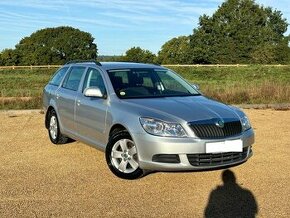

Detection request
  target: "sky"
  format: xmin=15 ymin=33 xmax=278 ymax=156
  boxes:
xmin=0 ymin=0 xmax=289 ymax=55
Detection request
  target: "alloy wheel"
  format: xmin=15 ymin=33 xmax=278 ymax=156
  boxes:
xmin=111 ymin=139 xmax=139 ymax=173
xmin=49 ymin=115 xmax=58 ymax=140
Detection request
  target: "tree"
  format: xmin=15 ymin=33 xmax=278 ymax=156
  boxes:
xmin=189 ymin=0 xmax=290 ymax=64
xmin=157 ymin=36 xmax=191 ymax=64
xmin=0 ymin=49 xmax=20 ymax=66
xmin=97 ymin=55 xmax=123 ymax=62
xmin=12 ymin=26 xmax=97 ymax=65
xmin=272 ymin=36 xmax=290 ymax=64
xmin=122 ymin=47 xmax=156 ymax=63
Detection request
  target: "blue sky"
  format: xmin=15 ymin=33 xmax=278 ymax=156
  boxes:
xmin=0 ymin=0 xmax=289 ymax=55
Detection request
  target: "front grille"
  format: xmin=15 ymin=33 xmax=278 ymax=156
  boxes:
xmin=189 ymin=120 xmax=242 ymax=139
xmin=187 ymin=148 xmax=248 ymax=167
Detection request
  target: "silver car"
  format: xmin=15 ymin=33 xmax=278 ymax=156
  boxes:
xmin=43 ymin=61 xmax=254 ymax=179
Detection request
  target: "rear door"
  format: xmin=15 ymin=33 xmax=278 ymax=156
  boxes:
xmin=43 ymin=67 xmax=69 ymax=110
xmin=75 ymin=67 xmax=108 ymax=146
xmin=56 ymin=66 xmax=87 ymax=133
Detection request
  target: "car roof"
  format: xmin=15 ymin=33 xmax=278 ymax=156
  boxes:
xmin=66 ymin=61 xmax=165 ymax=71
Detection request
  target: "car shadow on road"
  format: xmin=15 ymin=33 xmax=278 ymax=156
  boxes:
xmin=204 ymin=169 xmax=258 ymax=218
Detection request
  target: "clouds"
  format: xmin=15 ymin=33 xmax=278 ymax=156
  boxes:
xmin=0 ymin=0 xmax=219 ymax=26
xmin=0 ymin=0 xmax=289 ymax=55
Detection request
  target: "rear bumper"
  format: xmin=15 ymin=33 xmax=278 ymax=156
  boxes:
xmin=132 ymin=128 xmax=254 ymax=171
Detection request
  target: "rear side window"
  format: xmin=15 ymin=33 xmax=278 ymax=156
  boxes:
xmin=62 ymin=66 xmax=86 ymax=91
xmin=49 ymin=67 xmax=69 ymax=86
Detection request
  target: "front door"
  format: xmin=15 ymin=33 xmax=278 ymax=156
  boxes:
xmin=75 ymin=67 xmax=108 ymax=147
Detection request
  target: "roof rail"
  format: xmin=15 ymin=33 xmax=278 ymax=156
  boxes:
xmin=65 ymin=60 xmax=102 ymax=66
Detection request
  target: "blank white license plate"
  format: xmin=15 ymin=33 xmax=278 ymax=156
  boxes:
xmin=206 ymin=139 xmax=243 ymax=153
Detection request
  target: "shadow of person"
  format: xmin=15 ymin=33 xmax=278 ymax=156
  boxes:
xmin=204 ymin=169 xmax=258 ymax=218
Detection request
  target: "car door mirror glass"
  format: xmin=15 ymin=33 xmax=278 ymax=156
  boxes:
xmin=84 ymin=87 xmax=104 ymax=98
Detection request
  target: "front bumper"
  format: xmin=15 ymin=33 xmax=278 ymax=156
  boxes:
xmin=132 ymin=128 xmax=254 ymax=171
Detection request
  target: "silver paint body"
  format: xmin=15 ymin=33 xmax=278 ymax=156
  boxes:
xmin=43 ymin=62 xmax=254 ymax=171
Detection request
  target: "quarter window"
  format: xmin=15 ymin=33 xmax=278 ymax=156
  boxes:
xmin=62 ymin=66 xmax=86 ymax=91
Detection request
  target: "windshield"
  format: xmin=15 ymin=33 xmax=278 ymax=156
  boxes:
xmin=107 ymin=68 xmax=200 ymax=99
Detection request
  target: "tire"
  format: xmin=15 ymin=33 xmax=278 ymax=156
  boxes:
xmin=47 ymin=109 xmax=69 ymax=144
xmin=106 ymin=131 xmax=143 ymax=180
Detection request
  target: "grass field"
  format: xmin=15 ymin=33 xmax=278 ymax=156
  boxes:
xmin=171 ymin=65 xmax=290 ymax=104
xmin=0 ymin=65 xmax=289 ymax=109
xmin=0 ymin=68 xmax=55 ymax=109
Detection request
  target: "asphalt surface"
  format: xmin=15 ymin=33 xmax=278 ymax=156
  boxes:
xmin=0 ymin=109 xmax=289 ymax=217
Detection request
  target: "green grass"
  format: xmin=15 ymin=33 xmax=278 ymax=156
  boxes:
xmin=0 ymin=68 xmax=55 ymax=97
xmin=169 ymin=65 xmax=290 ymax=86
xmin=0 ymin=68 xmax=55 ymax=109
xmin=169 ymin=65 xmax=290 ymax=104
xmin=0 ymin=65 xmax=289 ymax=109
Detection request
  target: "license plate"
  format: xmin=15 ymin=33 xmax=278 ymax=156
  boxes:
xmin=206 ymin=139 xmax=243 ymax=153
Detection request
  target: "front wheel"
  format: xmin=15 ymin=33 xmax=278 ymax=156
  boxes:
xmin=106 ymin=131 xmax=143 ymax=180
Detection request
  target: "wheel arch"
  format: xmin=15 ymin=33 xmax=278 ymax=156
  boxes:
xmin=107 ymin=123 xmax=140 ymax=156
xmin=109 ymin=123 xmax=129 ymax=140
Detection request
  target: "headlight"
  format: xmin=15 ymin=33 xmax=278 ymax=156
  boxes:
xmin=240 ymin=115 xmax=251 ymax=131
xmin=139 ymin=117 xmax=187 ymax=137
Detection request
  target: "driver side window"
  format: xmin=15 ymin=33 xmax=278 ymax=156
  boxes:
xmin=83 ymin=68 xmax=106 ymax=95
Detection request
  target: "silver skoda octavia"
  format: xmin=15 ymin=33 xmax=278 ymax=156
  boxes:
xmin=43 ymin=61 xmax=254 ymax=179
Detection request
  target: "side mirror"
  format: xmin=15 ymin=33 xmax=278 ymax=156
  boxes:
xmin=84 ymin=87 xmax=104 ymax=98
xmin=192 ymin=83 xmax=200 ymax=90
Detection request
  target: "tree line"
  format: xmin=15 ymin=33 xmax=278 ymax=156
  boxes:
xmin=0 ymin=26 xmax=97 ymax=66
xmin=1 ymin=0 xmax=289 ymax=65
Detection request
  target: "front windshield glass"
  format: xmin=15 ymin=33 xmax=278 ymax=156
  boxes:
xmin=107 ymin=68 xmax=200 ymax=99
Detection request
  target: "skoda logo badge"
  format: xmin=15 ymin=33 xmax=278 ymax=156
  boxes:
xmin=216 ymin=120 xmax=224 ymax=128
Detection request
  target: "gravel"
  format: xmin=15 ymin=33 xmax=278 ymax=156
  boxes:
xmin=0 ymin=109 xmax=289 ymax=217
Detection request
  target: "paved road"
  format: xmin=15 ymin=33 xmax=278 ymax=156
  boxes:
xmin=0 ymin=109 xmax=289 ymax=217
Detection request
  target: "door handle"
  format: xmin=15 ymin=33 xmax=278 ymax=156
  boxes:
xmin=56 ymin=94 xmax=60 ymax=99
xmin=77 ymin=100 xmax=81 ymax=106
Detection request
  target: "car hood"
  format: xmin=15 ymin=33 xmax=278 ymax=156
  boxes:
xmin=123 ymin=96 xmax=240 ymax=122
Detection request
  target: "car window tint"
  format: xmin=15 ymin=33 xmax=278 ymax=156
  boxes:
xmin=62 ymin=66 xmax=86 ymax=91
xmin=114 ymin=71 xmax=129 ymax=84
xmin=108 ymin=70 xmax=130 ymax=92
xmin=131 ymin=71 xmax=154 ymax=88
xmin=83 ymin=68 xmax=106 ymax=94
xmin=49 ymin=67 xmax=69 ymax=86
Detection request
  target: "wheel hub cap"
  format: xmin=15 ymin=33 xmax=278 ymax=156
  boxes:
xmin=121 ymin=151 xmax=131 ymax=161
xmin=111 ymin=139 xmax=139 ymax=173
xmin=49 ymin=116 xmax=58 ymax=140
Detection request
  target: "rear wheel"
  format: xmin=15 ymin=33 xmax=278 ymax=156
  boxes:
xmin=106 ymin=131 xmax=143 ymax=179
xmin=47 ymin=109 xmax=69 ymax=144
